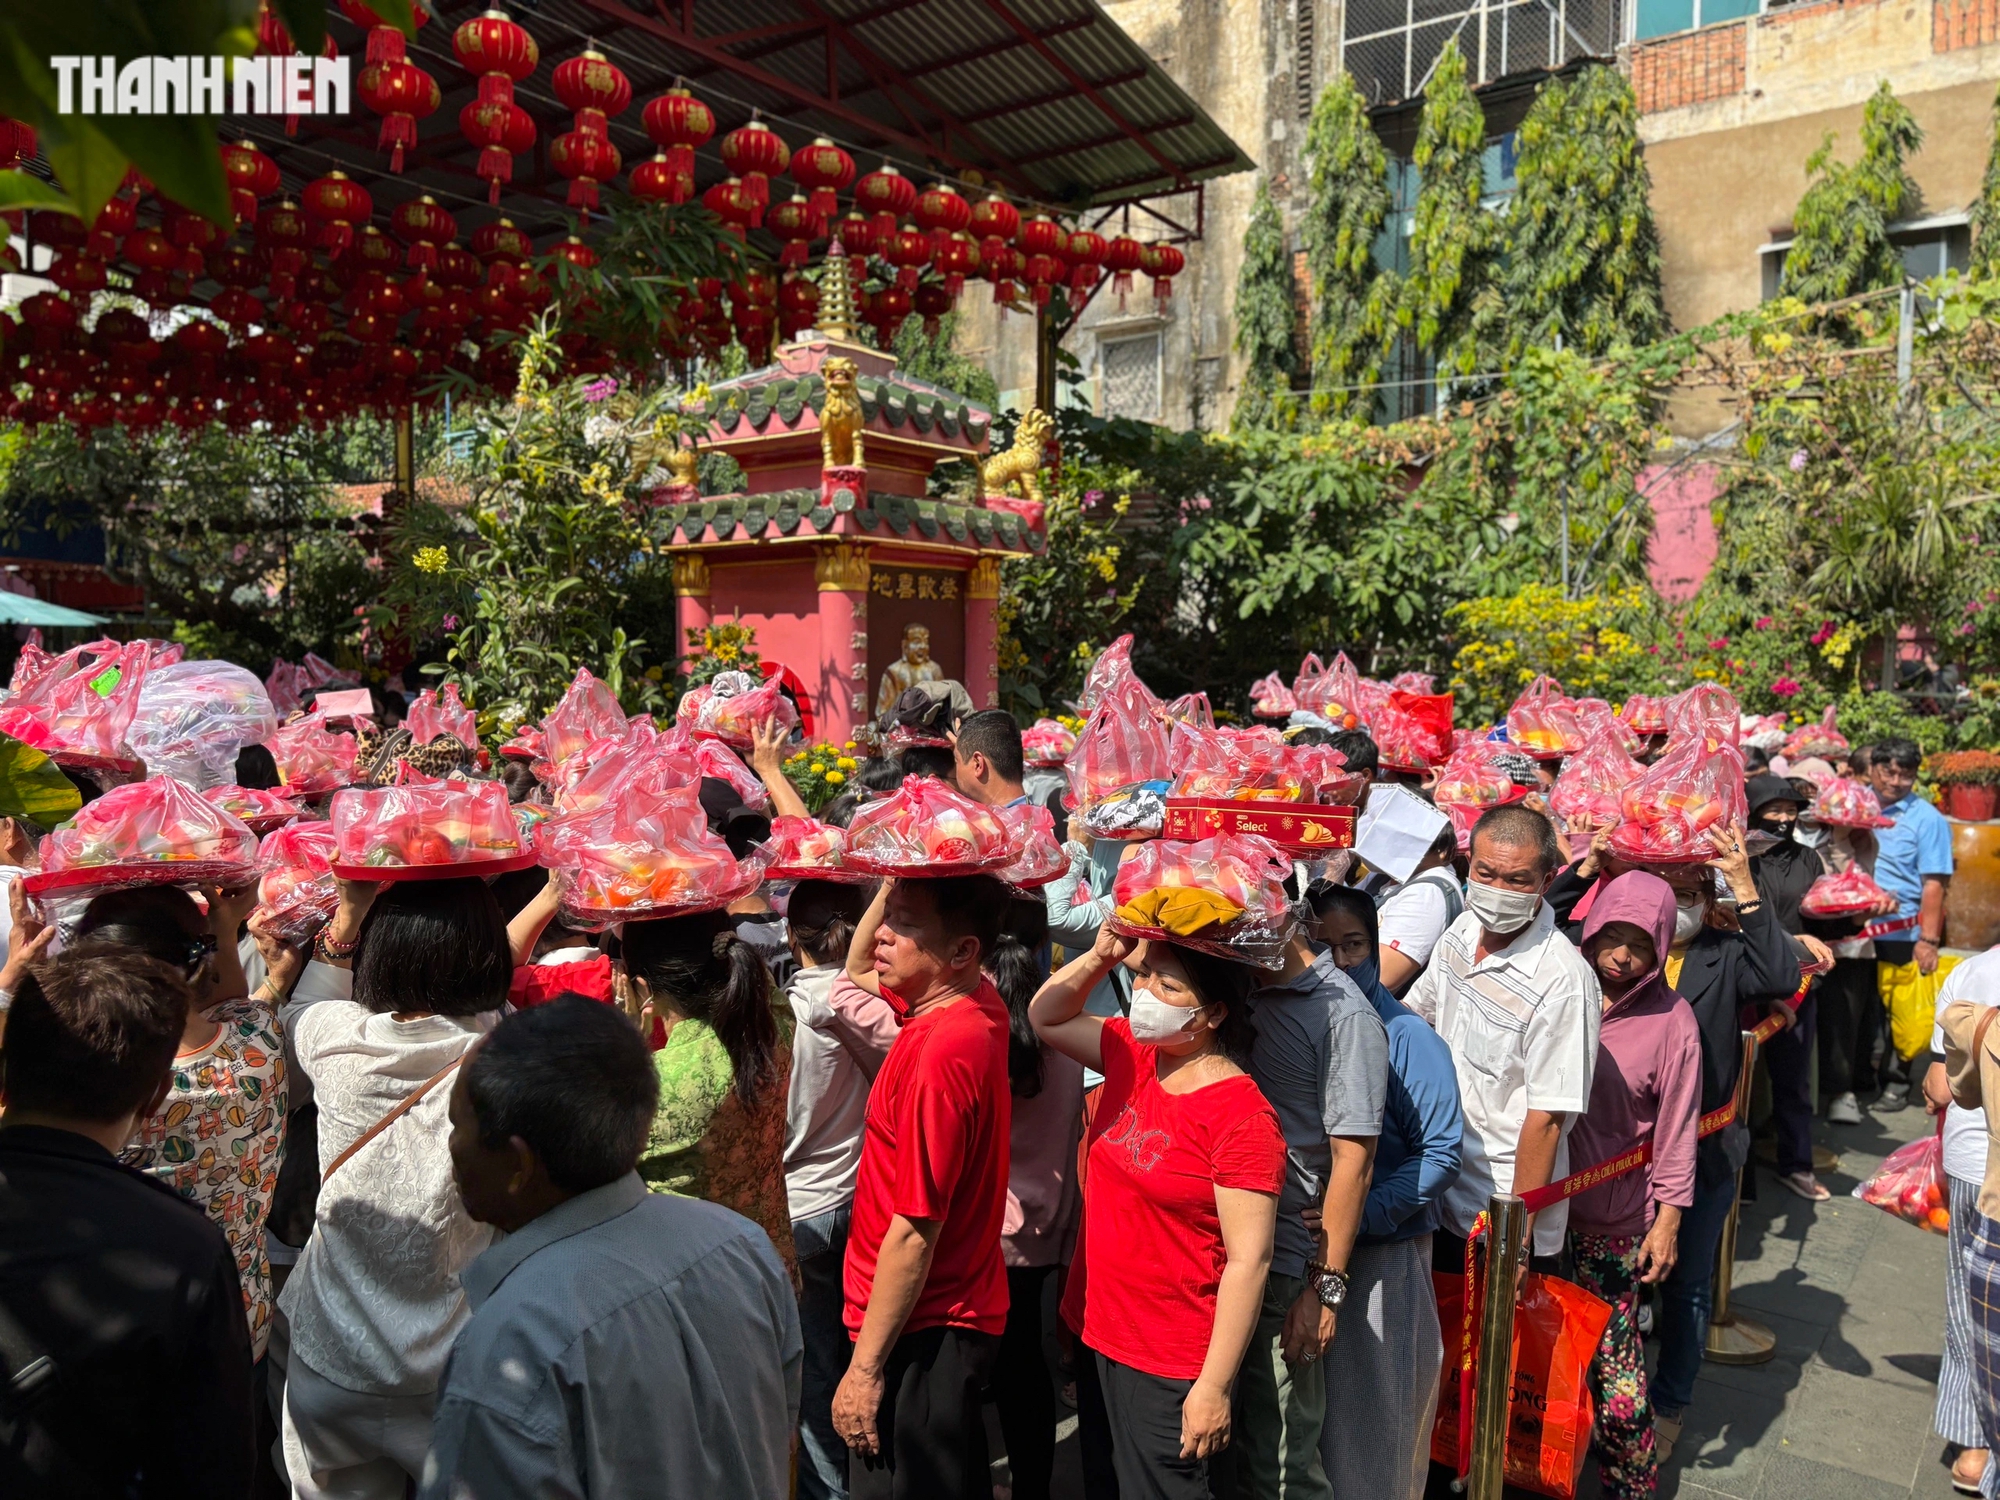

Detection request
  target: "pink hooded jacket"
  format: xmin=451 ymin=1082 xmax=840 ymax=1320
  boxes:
xmin=1566 ymin=871 xmax=1704 ymax=1238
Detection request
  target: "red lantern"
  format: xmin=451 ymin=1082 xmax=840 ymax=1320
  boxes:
xmin=914 ymin=183 xmax=971 ymax=258
xmin=304 ymin=171 xmax=372 ymax=256
xmin=341 ymin=225 xmax=402 ymax=278
xmin=1104 ymin=234 xmax=1145 ymax=308
xmin=767 ymin=195 xmax=819 ymax=271
xmin=702 ymin=177 xmax=756 ymax=237
xmin=549 ymin=128 xmax=622 ymax=219
xmin=222 ymin=139 xmax=280 ymax=226
xmin=718 ymin=121 xmax=788 ymax=228
xmin=642 ymin=88 xmax=714 ymax=181
xmin=122 ymin=227 xmax=179 ymax=274
xmin=1141 ymin=242 xmax=1185 ymax=309
xmin=548 ymin=235 xmax=598 ymax=275
xmin=778 ymin=274 xmax=818 ymax=337
xmin=982 ymin=241 xmax=1023 ymax=309
xmin=0 ymin=117 xmax=35 ymax=170
xmin=460 ymin=98 xmax=535 ymax=205
xmin=552 ymin=48 xmax=629 ymax=136
xmin=471 ymin=219 xmax=531 ymax=264
xmin=934 ymin=233 xmax=980 ymax=305
xmin=453 ymin=10 xmax=539 ymax=106
xmin=855 ymin=165 xmax=915 ymax=245
xmin=1065 ymin=228 xmax=1106 ymax=296
xmin=358 ymin=59 xmax=439 ymax=174
xmin=211 ymin=288 xmax=264 ymax=328
xmin=47 ymin=255 xmax=106 ymax=295
xmin=1024 ymin=252 xmax=1065 ymax=309
xmin=437 ymin=245 xmax=483 ymax=289
xmin=630 ymin=152 xmax=692 ymax=207
xmin=1017 ymin=213 xmax=1062 ymax=259
xmin=25 ymin=210 xmax=84 ymax=251
xmin=392 ymin=196 xmax=456 ymax=271
xmin=914 ymin=282 xmax=953 ymax=339
xmin=735 ymin=302 xmax=776 ymax=365
xmin=280 ymin=300 xmax=334 ymax=338
xmin=790 ymin=138 xmax=854 ymax=226
xmin=133 ymin=269 xmax=185 ymax=312
xmin=970 ymin=194 xmax=1020 ymax=245
xmin=868 ymin=284 xmax=911 ymax=345
xmin=883 ymin=223 xmax=929 ymax=294
xmin=339 ymin=0 xmax=428 ymax=65
xmin=165 ymin=205 xmax=221 ymax=279
xmin=834 ymin=211 xmax=878 ymax=259
xmin=91 ymin=195 xmax=135 ymax=240
xmin=207 ymin=241 xmax=266 ymax=289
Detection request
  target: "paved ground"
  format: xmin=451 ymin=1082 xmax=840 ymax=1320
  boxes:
xmin=995 ymin=1087 xmax=1956 ymax=1500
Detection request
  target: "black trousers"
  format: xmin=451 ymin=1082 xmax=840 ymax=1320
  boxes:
xmin=851 ymin=1326 xmax=1000 ymax=1500
xmin=993 ymin=1266 xmax=1057 ymax=1500
xmin=1095 ymin=1350 xmax=1215 ymax=1500
xmin=1075 ymin=1332 xmax=1121 ymax=1499
xmin=1818 ymin=954 xmax=1890 ymax=1097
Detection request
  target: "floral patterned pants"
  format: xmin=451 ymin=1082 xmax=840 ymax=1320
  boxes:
xmin=1569 ymin=1232 xmax=1659 ymax=1500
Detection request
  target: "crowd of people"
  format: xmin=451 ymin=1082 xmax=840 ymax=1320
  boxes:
xmin=0 ymin=645 xmax=1978 ymax=1500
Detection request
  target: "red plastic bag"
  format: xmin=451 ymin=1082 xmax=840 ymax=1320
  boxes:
xmin=1390 ymin=670 xmax=1436 ymax=695
xmin=1855 ymin=1123 xmax=1949 ymax=1234
xmin=763 ymin=816 xmax=861 ymax=882
xmin=265 ymin=659 xmax=310 ymax=718
xmin=8 ymin=632 xmax=53 ymax=695
xmin=844 ymin=778 xmax=1014 ymax=876
xmin=1298 ymin=651 xmax=1365 ymax=725
xmin=1802 ymin=865 xmax=1894 ymax=918
xmin=1107 ymin=832 xmax=1296 ymax=968
xmin=1169 ymin=723 xmax=1358 ymax=804
xmin=1506 ymin=676 xmax=1583 ymax=759
xmin=1813 ymin=776 xmax=1893 ymax=829
xmin=1249 ymin=673 xmax=1297 ymax=718
xmin=1163 ymin=691 xmax=1214 ymax=729
xmin=693 ymin=736 xmax=771 ymax=812
xmin=1572 ymin=697 xmax=1642 ymax=756
xmin=0 ymin=637 xmax=153 ymax=772
xmin=1434 ymin=740 xmax=1531 ymax=846
xmin=127 ymin=660 xmax=279 ymax=787
xmin=1548 ymin=734 xmax=1644 ymax=832
xmin=541 ymin=668 xmax=627 ymax=767
xmin=997 ymin=802 xmax=1067 ymax=889
xmin=1375 ymin=691 xmax=1455 ymax=772
xmin=498 ymin=725 xmax=543 ymax=762
xmin=1783 ymin=704 xmax=1848 ymax=761
xmin=1291 ymin=653 xmax=1327 ymax=710
xmin=329 ymin=778 xmax=530 ymax=879
xmin=689 ymin=669 xmax=797 ymax=748
xmin=405 ymin=684 xmax=478 ymax=749
xmin=202 ymin=784 xmax=303 ymax=834
xmin=1431 ymin=1269 xmax=1614 ymax=1500
xmin=26 ymin=775 xmax=260 ymax=900
xmin=1021 ymin=718 xmax=1077 ymax=766
xmin=1609 ymin=728 xmax=1746 ymax=864
xmin=253 ymin=821 xmax=339 ymax=944
xmin=1069 ymin=680 xmax=1173 ymax=839
xmin=542 ymin=782 xmax=760 ymax=928
xmin=1616 ymin=694 xmax=1668 ymax=736
xmin=268 ymin=712 xmax=359 ymax=796
xmin=1665 ymin=683 xmax=1742 ymax=746
xmin=1081 ymin=635 xmax=1159 ymax=716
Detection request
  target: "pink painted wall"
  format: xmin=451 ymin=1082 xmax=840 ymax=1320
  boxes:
xmin=1641 ymin=462 xmax=1722 ymax=602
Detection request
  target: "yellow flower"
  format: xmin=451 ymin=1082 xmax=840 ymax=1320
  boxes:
xmin=412 ymin=545 xmax=450 ymax=575
xmin=644 ymin=665 xmax=663 ymax=682
xmin=837 ymin=756 xmax=856 ymax=770
xmin=844 ymin=741 xmax=857 ymax=750
xmin=810 ymin=763 xmax=826 ymax=775
xmin=825 ymin=770 xmax=845 ymax=785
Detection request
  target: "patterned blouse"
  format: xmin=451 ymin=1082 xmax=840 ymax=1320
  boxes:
xmin=638 ymin=999 xmax=797 ymax=1282
xmin=123 ymin=998 xmax=288 ymax=1360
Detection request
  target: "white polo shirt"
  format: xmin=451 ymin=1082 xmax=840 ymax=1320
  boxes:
xmin=1406 ymin=899 xmax=1601 ymax=1255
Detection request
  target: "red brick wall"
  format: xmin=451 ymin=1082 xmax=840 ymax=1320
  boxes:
xmin=1629 ymin=23 xmax=1748 ymax=113
xmin=1935 ymin=0 xmax=2000 ymax=50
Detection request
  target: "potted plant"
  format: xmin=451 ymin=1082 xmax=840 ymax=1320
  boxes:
xmin=1928 ymin=750 xmax=2000 ymax=821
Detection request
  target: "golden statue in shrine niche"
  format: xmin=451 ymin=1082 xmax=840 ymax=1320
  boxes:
xmin=875 ymin=622 xmax=943 ymax=719
xmin=820 ymin=357 xmax=866 ymax=470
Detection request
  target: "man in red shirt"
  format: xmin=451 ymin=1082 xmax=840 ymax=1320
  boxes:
xmin=833 ymin=874 xmax=1013 ymax=1500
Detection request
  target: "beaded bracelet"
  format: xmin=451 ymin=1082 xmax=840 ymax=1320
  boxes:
xmin=314 ymin=930 xmax=359 ymax=963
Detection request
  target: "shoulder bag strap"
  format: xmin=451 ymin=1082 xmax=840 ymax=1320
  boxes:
xmin=1974 ymin=1007 xmax=2000 ymax=1107
xmin=321 ymin=1055 xmax=464 ymax=1185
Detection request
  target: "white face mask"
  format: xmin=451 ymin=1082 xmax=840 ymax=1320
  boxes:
xmin=1128 ymin=988 xmax=1206 ymax=1044
xmin=1465 ymin=878 xmax=1541 ymax=936
xmin=1673 ymin=899 xmax=1706 ymax=944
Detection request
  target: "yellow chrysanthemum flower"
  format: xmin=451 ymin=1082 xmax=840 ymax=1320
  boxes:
xmin=837 ymin=756 xmax=856 ymax=770
xmin=412 ymin=545 xmax=450 ymax=575
xmin=825 ymin=771 xmax=845 ymax=785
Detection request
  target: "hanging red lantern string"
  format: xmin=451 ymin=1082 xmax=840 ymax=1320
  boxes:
xmin=630 ymin=151 xmax=692 ymax=207
xmin=766 ymin=195 xmax=819 ymax=271
xmin=460 ymin=98 xmax=534 ymax=204
xmin=789 ymin=138 xmax=854 ymax=229
xmin=339 ymin=0 xmax=427 ymax=65
xmin=970 ymin=193 xmax=1020 ymax=245
xmin=702 ymin=176 xmax=756 ymax=239
xmin=883 ymin=222 xmax=930 ymax=294
xmin=553 ymin=47 xmax=630 ymax=138
xmin=222 ymin=139 xmax=280 ymax=227
xmin=391 ymin=196 xmax=455 ymax=272
xmin=255 ymin=199 xmax=311 ymax=299
xmin=983 ymin=241 xmax=1025 ymax=315
xmin=833 ymin=210 xmax=879 ymax=261
xmin=1 ymin=118 xmax=36 ymax=170
xmin=453 ymin=9 xmax=539 ymax=106
xmin=1064 ymin=227 xmax=1106 ymax=298
xmin=855 ymin=164 xmax=915 ymax=247
xmin=914 ymin=183 xmax=970 ymax=259
xmin=914 ymin=282 xmax=953 ymax=340
xmin=935 ymin=232 xmax=979 ymax=306
xmin=719 ymin=120 xmax=787 ymax=228
xmin=1024 ymin=251 xmax=1064 ymax=309
xmin=304 ymin=170 xmax=372 ymax=256
xmin=778 ymin=274 xmax=818 ymax=338
xmin=165 ymin=204 xmax=221 ymax=280
xmin=1141 ymin=242 xmax=1185 ymax=311
xmin=359 ymin=57 xmax=439 ymax=173
xmin=1104 ymin=233 xmax=1144 ymax=310
xmin=642 ymin=86 xmax=714 ymax=183
xmin=550 ymin=128 xmax=621 ymax=220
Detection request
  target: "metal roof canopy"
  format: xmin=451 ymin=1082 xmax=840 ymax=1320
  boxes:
xmin=240 ymin=0 xmax=1253 ymax=252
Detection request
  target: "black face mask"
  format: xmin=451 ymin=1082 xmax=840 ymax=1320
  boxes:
xmin=1751 ymin=815 xmax=1796 ymax=842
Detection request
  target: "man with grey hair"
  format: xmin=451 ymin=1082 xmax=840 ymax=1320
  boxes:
xmin=1406 ymin=804 xmax=1600 ymax=1272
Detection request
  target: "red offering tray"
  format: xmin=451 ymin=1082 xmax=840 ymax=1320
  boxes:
xmin=1162 ymin=797 xmax=1356 ymax=854
xmin=997 ymin=803 xmax=1068 ymax=889
xmin=203 ymin=784 xmax=304 ymax=835
xmin=763 ymin=816 xmax=870 ymax=883
xmin=330 ymin=780 xmax=530 ymax=882
xmin=26 ymin=775 xmax=259 ymax=900
xmin=843 ymin=779 xmax=1014 ymax=876
xmin=331 ymin=850 xmax=540 ymax=882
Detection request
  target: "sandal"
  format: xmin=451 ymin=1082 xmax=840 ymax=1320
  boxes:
xmin=1953 ymin=1446 xmax=1988 ymax=1495
xmin=1782 ymin=1170 xmax=1832 ymax=1202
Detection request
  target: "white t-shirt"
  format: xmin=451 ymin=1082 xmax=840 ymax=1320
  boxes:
xmin=278 ymin=961 xmax=498 ymax=1396
xmin=1377 ymin=870 xmax=1460 ymax=969
xmin=1406 ymin=899 xmax=1602 ymax=1255
xmin=783 ymin=965 xmax=898 ymax=1223
xmin=1934 ymin=948 xmax=2000 ymax=1185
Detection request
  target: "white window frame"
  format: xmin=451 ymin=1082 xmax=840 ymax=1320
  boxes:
xmin=1759 ymin=211 xmax=1972 ymax=301
xmin=1097 ymin=328 xmax=1166 ymax=423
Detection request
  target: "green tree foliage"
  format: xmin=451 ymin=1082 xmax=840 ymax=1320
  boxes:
xmin=1782 ymin=80 xmax=1923 ymax=304
xmin=1232 ymin=184 xmax=1299 ymax=431
xmin=1301 ymin=71 xmax=1396 ymax=418
xmin=1970 ymin=83 xmax=2000 ymax=280
xmin=1401 ymin=41 xmax=1504 ymax=381
xmin=1502 ymin=66 xmax=1666 ymax=358
xmin=891 ymin=311 xmax=1001 ymax=407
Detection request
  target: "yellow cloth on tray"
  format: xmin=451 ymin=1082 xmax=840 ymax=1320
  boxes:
xmin=1116 ymin=886 xmax=1245 ymax=936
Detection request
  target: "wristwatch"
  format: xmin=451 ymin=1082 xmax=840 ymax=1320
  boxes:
xmin=1306 ymin=1261 xmax=1349 ymax=1310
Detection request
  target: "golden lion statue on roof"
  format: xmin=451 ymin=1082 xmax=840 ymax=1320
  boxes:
xmin=820 ymin=357 xmax=865 ymax=470
xmin=981 ymin=406 xmax=1051 ymax=507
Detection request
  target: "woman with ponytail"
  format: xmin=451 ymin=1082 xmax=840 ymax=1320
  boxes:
xmin=621 ymin=908 xmax=797 ymax=1277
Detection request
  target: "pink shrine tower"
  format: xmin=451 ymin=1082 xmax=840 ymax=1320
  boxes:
xmin=655 ymin=249 xmax=1047 ymax=745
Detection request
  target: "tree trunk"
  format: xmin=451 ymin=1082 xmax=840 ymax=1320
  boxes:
xmin=1881 ymin=617 xmax=1897 ymax=694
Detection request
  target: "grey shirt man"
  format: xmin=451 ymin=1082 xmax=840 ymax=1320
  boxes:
xmin=1247 ymin=948 xmax=1392 ymax=1279
xmin=418 ymin=1173 xmax=802 ymax=1500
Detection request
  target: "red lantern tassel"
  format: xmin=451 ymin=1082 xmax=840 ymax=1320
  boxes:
xmin=379 ymin=116 xmax=416 ymax=173
xmin=870 ymin=211 xmax=896 ymax=245
xmin=575 ymin=109 xmax=609 ymax=139
xmin=809 ymin=187 xmax=837 ymax=222
xmin=366 ymin=26 xmax=404 ymax=65
xmin=271 ymin=270 xmax=296 ymax=300
xmin=320 ymin=223 xmax=353 ymax=255
xmin=781 ymin=242 xmax=808 ymax=270
xmin=567 ymin=179 xmax=601 ymax=216
xmin=406 ymin=243 xmax=437 ymax=270
xmin=477 ymin=75 xmax=513 ymax=107
xmin=479 ymin=148 xmax=512 ymax=204
xmin=1113 ymin=270 xmax=1133 ymax=311
xmin=668 ymin=175 xmax=693 ymax=206
xmin=230 ymin=188 xmax=256 ymax=226
xmin=1154 ymin=278 xmax=1172 ymax=309
xmin=944 ymin=274 xmax=963 ymax=303
xmin=897 ymin=266 xmax=919 ymax=293
xmin=1032 ymin=282 xmax=1053 ymax=308
xmin=665 ymin=145 xmax=693 ymax=178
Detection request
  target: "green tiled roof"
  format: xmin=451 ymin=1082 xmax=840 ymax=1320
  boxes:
xmin=659 ymin=489 xmax=1042 ymax=553
xmin=705 ymin=372 xmax=992 ymax=448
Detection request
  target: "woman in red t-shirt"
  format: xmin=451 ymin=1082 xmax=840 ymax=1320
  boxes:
xmin=1030 ymin=924 xmax=1285 ymax=1500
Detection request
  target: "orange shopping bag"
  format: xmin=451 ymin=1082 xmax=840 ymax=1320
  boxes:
xmin=1431 ymin=1268 xmax=1614 ymax=1500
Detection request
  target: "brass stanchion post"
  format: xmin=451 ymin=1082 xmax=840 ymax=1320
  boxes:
xmin=1468 ymin=1193 xmax=1527 ymax=1500
xmin=1706 ymin=1028 xmax=1777 ymax=1364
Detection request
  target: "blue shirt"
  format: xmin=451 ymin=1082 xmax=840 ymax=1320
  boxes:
xmin=1874 ymin=793 xmax=1954 ymax=924
xmin=1357 ymin=981 xmax=1465 ymax=1244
